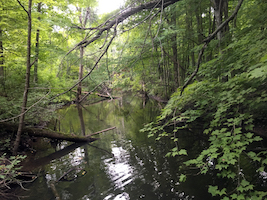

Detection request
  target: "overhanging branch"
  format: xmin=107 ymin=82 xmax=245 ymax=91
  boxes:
xmin=180 ymin=0 xmax=244 ymax=95
xmin=51 ymin=25 xmax=118 ymax=101
xmin=54 ymin=0 xmax=182 ymax=101
xmin=67 ymin=0 xmax=181 ymax=55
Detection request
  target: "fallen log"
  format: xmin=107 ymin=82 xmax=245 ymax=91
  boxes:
xmin=22 ymin=142 xmax=87 ymax=171
xmin=0 ymin=122 xmax=116 ymax=143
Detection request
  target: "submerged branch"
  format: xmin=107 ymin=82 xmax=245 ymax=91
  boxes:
xmin=87 ymin=126 xmax=116 ymax=137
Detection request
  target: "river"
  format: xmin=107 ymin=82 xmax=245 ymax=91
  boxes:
xmin=18 ymin=95 xmax=221 ymax=200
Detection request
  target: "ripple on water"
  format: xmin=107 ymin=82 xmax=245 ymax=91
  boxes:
xmin=104 ymin=146 xmax=136 ymax=190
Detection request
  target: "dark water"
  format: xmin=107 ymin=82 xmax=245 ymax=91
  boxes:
xmin=19 ymin=96 xmax=219 ymax=200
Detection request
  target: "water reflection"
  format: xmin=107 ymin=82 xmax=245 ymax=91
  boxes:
xmin=19 ymin=96 xmax=220 ymax=200
xmin=105 ymin=145 xmax=134 ymax=190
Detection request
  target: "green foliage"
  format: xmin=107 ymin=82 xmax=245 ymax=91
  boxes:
xmin=0 ymin=154 xmax=26 ymax=189
xmin=0 ymin=0 xmax=266 ymax=197
xmin=0 ymin=0 xmax=101 ymax=124
xmin=141 ymin=0 xmax=267 ymax=199
xmin=179 ymin=174 xmax=186 ymax=182
xmin=0 ymin=138 xmax=11 ymax=152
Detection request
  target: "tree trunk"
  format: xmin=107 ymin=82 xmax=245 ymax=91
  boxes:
xmin=34 ymin=2 xmax=41 ymax=83
xmin=212 ymin=0 xmax=229 ymax=49
xmin=171 ymin=13 xmax=180 ymax=89
xmin=0 ymin=26 xmax=5 ymax=94
xmin=76 ymin=6 xmax=90 ymax=101
xmin=77 ymin=104 xmax=86 ymax=135
xmin=213 ymin=0 xmax=222 ymax=41
xmin=77 ymin=46 xmax=84 ymax=100
xmin=13 ymin=0 xmax=32 ymax=155
xmin=195 ymin=1 xmax=204 ymax=44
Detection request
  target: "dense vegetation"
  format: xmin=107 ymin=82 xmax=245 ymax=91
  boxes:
xmin=0 ymin=0 xmax=266 ymax=199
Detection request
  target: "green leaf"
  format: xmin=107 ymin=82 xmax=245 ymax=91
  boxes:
xmin=248 ymin=65 xmax=267 ymax=79
xmin=165 ymin=152 xmax=172 ymax=157
xmin=245 ymin=132 xmax=253 ymax=138
xmin=231 ymin=193 xmax=238 ymax=199
xmin=254 ymin=136 xmax=263 ymax=141
xmin=234 ymin=128 xmax=242 ymax=134
xmin=208 ymin=185 xmax=218 ymax=196
xmin=237 ymin=194 xmax=245 ymax=200
xmin=172 ymin=151 xmax=179 ymax=157
xmin=218 ymin=188 xmax=227 ymax=196
xmin=179 ymin=174 xmax=187 ymax=182
xmin=247 ymin=151 xmax=261 ymax=162
xmin=172 ymin=147 xmax=178 ymax=152
xmin=260 ymin=54 xmax=267 ymax=62
xmin=233 ymin=134 xmax=241 ymax=141
xmin=240 ymin=179 xmax=249 ymax=187
xmin=178 ymin=149 xmax=188 ymax=155
xmin=0 ymin=174 xmax=5 ymax=179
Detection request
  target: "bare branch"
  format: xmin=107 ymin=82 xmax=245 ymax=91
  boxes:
xmin=70 ymin=25 xmax=98 ymax=30
xmin=99 ymin=30 xmax=110 ymax=49
xmin=67 ymin=0 xmax=181 ymax=55
xmin=180 ymin=43 xmax=207 ymax=95
xmin=16 ymin=0 xmax=29 ymax=17
xmin=55 ymin=0 xmax=181 ymax=101
xmin=203 ymin=0 xmax=244 ymax=43
xmin=78 ymin=82 xmax=103 ymax=103
xmin=87 ymin=126 xmax=116 ymax=137
xmin=51 ymin=25 xmax=118 ymax=101
xmin=180 ymin=0 xmax=244 ymax=95
xmin=30 ymin=57 xmax=38 ymax=68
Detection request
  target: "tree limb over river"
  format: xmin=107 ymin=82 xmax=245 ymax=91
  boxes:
xmin=57 ymin=0 xmax=244 ymax=101
xmin=53 ymin=0 xmax=182 ymax=100
xmin=0 ymin=122 xmax=116 ymax=143
xmin=69 ymin=0 xmax=182 ymax=52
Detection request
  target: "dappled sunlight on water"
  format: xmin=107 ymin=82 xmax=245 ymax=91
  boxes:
xmin=18 ymin=97 xmax=226 ymax=200
xmin=105 ymin=146 xmax=134 ymax=190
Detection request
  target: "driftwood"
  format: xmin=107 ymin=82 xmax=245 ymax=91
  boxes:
xmin=0 ymin=122 xmax=116 ymax=143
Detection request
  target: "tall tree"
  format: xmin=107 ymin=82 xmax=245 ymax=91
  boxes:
xmin=13 ymin=0 xmax=32 ymax=155
xmin=0 ymin=26 xmax=4 ymax=91
xmin=0 ymin=1 xmax=5 ymax=95
xmin=170 ymin=11 xmax=180 ymax=88
xmin=76 ymin=7 xmax=92 ymax=101
xmin=212 ymin=0 xmax=229 ymax=49
xmin=33 ymin=2 xmax=42 ymax=83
